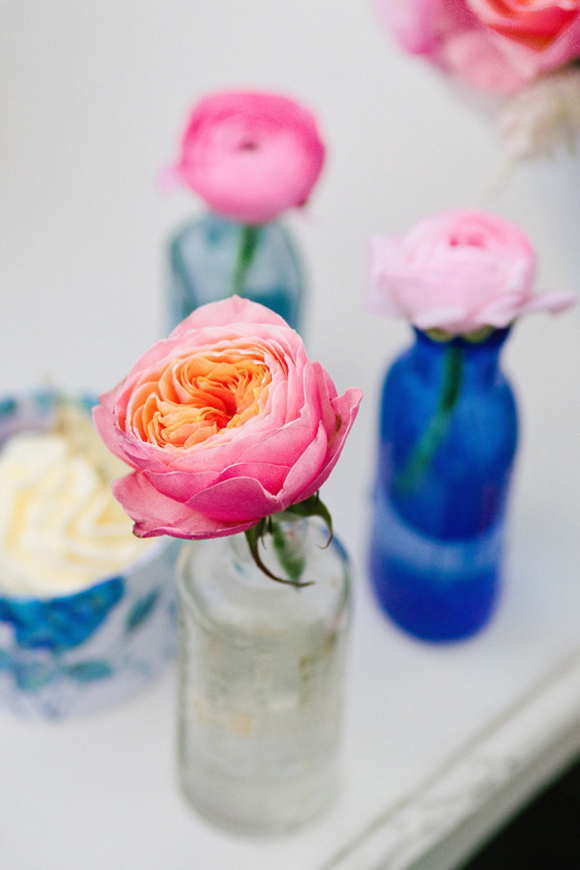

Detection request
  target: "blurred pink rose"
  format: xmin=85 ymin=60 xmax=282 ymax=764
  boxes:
xmin=369 ymin=209 xmax=576 ymax=334
xmin=94 ymin=297 xmax=361 ymax=540
xmin=374 ymin=0 xmax=580 ymax=93
xmin=161 ymin=91 xmax=325 ymax=224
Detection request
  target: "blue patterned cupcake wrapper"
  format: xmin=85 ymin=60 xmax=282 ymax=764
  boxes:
xmin=0 ymin=392 xmax=178 ymax=718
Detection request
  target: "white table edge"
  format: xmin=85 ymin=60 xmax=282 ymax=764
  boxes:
xmin=317 ymin=640 xmax=580 ymax=870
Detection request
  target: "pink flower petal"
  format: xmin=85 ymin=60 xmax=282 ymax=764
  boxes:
xmin=277 ymin=422 xmax=329 ymax=501
xmin=216 ymin=461 xmax=289 ymax=494
xmin=292 ymin=387 xmax=363 ymax=502
xmin=229 ymin=418 xmax=318 ymax=468
xmin=113 ymin=473 xmax=252 ymax=539
xmin=521 ymin=289 xmax=578 ymax=314
xmin=186 ymin=477 xmax=281 ymax=523
xmin=170 ymin=295 xmax=291 ymax=339
xmin=141 ymin=467 xmax=222 ymax=502
xmin=92 ymin=396 xmax=134 ymax=467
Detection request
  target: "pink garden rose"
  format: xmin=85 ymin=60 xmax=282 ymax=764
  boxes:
xmin=161 ymin=91 xmax=325 ymax=224
xmin=375 ymin=0 xmax=580 ymax=93
xmin=94 ymin=297 xmax=361 ymax=540
xmin=369 ymin=209 xmax=576 ymax=334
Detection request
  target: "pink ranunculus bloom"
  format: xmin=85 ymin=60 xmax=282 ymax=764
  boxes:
xmin=161 ymin=91 xmax=325 ymax=225
xmin=94 ymin=297 xmax=362 ymax=540
xmin=374 ymin=0 xmax=580 ymax=94
xmin=368 ymin=209 xmax=576 ymax=335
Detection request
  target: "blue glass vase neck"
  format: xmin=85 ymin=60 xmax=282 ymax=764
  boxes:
xmin=205 ymin=211 xmax=267 ymax=229
xmin=167 ymin=211 xmax=304 ymax=331
xmin=410 ymin=327 xmax=510 ymax=389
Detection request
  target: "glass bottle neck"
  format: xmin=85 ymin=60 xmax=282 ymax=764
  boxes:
xmin=205 ymin=210 xmax=273 ymax=230
xmin=410 ymin=327 xmax=510 ymax=388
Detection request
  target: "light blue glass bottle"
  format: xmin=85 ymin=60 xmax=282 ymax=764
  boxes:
xmin=167 ymin=213 xmax=304 ymax=332
xmin=369 ymin=328 xmax=518 ymax=643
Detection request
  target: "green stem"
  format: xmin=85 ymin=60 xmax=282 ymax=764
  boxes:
xmin=271 ymin=519 xmax=306 ymax=584
xmin=232 ymin=224 xmax=261 ymax=296
xmin=393 ymin=343 xmax=464 ymax=493
xmin=244 ymin=495 xmax=332 ymax=586
xmin=244 ymin=517 xmax=312 ymax=587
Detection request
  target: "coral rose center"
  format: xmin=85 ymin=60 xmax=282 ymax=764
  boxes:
xmin=129 ymin=350 xmax=272 ymax=450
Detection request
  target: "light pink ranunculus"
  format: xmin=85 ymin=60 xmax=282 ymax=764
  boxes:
xmin=374 ymin=0 xmax=580 ymax=94
xmin=368 ymin=209 xmax=576 ymax=335
xmin=161 ymin=91 xmax=325 ymax=224
xmin=94 ymin=297 xmax=362 ymax=540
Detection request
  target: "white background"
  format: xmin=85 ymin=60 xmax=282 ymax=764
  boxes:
xmin=1 ymin=3 xmax=580 ymax=869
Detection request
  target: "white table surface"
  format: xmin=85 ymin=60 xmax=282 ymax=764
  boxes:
xmin=2 ymin=2 xmax=580 ymax=868
xmin=1 ymin=310 xmax=579 ymax=870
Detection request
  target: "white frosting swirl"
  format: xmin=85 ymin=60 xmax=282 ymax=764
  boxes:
xmin=0 ymin=410 xmax=154 ymax=597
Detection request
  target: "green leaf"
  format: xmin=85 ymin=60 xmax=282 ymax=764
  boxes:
xmin=244 ymin=516 xmax=313 ymax=587
xmin=243 ymin=494 xmax=334 ymax=586
xmin=283 ymin=493 xmax=333 ymax=546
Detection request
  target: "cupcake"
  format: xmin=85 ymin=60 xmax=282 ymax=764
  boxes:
xmin=0 ymin=393 xmax=177 ymax=718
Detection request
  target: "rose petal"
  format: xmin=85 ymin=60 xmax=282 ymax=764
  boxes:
xmin=141 ymin=467 xmax=222 ymax=503
xmin=375 ymin=0 xmax=580 ymax=93
xmin=186 ymin=477 xmax=281 ymax=523
xmin=276 ymin=422 xmax=329 ymax=502
xmin=292 ymin=387 xmax=363 ymax=502
xmin=113 ymin=473 xmax=252 ymax=539
xmin=92 ymin=396 xmax=134 ymax=467
xmin=216 ymin=460 xmax=289 ymax=494
xmin=170 ymin=295 xmax=292 ymax=339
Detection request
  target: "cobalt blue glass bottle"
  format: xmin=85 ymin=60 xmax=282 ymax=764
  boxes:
xmin=167 ymin=213 xmax=304 ymax=332
xmin=368 ymin=327 xmax=518 ymax=643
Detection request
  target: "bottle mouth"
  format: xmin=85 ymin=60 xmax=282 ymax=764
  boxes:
xmin=417 ymin=325 xmax=511 ymax=349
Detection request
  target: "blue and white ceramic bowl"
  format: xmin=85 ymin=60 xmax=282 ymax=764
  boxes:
xmin=0 ymin=392 xmax=178 ymax=718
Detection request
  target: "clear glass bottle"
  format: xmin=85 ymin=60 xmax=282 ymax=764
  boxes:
xmin=176 ymin=515 xmax=351 ymax=835
xmin=167 ymin=212 xmax=304 ymax=332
